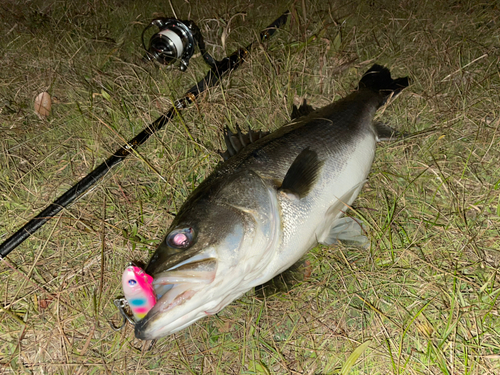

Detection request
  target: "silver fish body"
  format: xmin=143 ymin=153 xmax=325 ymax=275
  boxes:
xmin=135 ymin=64 xmax=409 ymax=340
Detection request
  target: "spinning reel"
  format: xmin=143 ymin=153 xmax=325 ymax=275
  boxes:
xmin=142 ymin=18 xmax=216 ymax=71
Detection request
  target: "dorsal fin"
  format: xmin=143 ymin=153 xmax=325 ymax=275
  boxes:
xmin=291 ymin=99 xmax=315 ymax=120
xmin=219 ymin=124 xmax=270 ymax=160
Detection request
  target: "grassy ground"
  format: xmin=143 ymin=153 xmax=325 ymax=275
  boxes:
xmin=1 ymin=0 xmax=500 ymax=373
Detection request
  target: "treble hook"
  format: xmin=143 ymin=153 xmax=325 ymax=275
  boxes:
xmin=108 ymin=298 xmax=157 ymax=351
xmin=109 ymin=298 xmax=136 ymax=331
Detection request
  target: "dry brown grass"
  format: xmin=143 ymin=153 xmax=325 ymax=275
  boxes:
xmin=1 ymin=0 xmax=500 ymax=373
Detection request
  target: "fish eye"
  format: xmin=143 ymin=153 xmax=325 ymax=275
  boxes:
xmin=166 ymin=227 xmax=194 ymax=249
xmin=128 ymin=279 xmax=137 ymax=286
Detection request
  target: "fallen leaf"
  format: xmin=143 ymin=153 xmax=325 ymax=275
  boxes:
xmin=34 ymin=91 xmax=51 ymax=118
xmin=39 ymin=295 xmax=54 ymax=309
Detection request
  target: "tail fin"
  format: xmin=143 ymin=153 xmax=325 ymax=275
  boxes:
xmin=357 ymin=64 xmax=409 ymax=102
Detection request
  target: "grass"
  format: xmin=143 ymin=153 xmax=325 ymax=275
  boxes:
xmin=1 ymin=0 xmax=500 ymax=373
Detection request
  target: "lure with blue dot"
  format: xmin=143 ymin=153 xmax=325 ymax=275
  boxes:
xmin=121 ymin=264 xmax=157 ymax=321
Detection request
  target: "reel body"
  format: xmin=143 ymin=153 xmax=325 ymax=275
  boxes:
xmin=143 ymin=18 xmax=215 ymax=71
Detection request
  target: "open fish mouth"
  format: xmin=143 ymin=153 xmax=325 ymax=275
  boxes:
xmin=152 ymin=258 xmax=218 ymax=312
xmin=134 ymin=257 xmax=218 ymax=339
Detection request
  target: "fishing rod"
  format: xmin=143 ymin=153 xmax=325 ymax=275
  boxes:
xmin=0 ymin=11 xmax=289 ymax=260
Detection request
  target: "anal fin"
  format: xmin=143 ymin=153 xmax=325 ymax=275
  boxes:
xmin=320 ymin=216 xmax=370 ymax=249
xmin=318 ymin=180 xmax=369 ymax=248
xmin=374 ymin=122 xmax=400 ymax=142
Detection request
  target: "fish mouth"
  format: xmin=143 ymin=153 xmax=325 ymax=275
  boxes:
xmin=134 ymin=258 xmax=217 ymax=340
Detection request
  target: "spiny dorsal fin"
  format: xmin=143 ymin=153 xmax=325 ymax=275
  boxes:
xmin=291 ymin=99 xmax=315 ymax=120
xmin=219 ymin=124 xmax=270 ymax=160
xmin=279 ymin=148 xmax=324 ymax=198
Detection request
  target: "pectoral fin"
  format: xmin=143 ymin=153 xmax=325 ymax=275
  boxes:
xmin=279 ymin=148 xmax=324 ymax=198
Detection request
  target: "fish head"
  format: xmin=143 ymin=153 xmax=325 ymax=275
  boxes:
xmin=135 ymin=171 xmax=278 ymax=340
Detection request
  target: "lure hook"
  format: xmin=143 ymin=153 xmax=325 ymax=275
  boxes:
xmin=109 ymin=298 xmax=135 ymax=331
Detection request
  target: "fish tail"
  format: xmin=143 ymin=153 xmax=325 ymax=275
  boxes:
xmin=357 ymin=64 xmax=409 ymax=102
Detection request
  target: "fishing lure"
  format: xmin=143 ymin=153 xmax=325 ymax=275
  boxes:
xmin=122 ymin=264 xmax=157 ymax=321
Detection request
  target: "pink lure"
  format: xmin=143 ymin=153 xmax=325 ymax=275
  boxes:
xmin=122 ymin=265 xmax=157 ymax=321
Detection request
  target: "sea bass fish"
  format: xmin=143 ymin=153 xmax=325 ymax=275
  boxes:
xmin=135 ymin=64 xmax=409 ymax=340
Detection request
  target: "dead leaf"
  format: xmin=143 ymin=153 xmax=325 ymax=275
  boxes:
xmin=39 ymin=295 xmax=54 ymax=309
xmin=34 ymin=91 xmax=51 ymax=119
